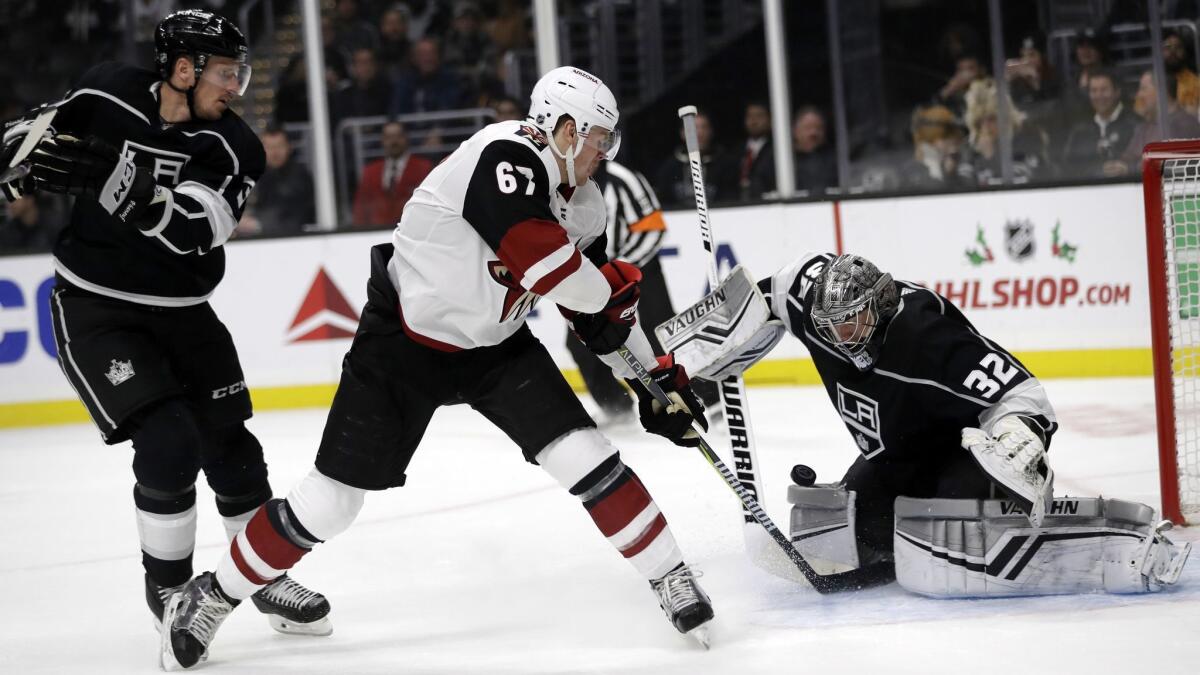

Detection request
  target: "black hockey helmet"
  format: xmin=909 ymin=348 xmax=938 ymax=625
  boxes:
xmin=810 ymin=254 xmax=898 ymax=371
xmin=155 ymin=9 xmax=249 ymax=86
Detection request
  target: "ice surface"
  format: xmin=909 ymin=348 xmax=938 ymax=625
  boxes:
xmin=1 ymin=378 xmax=1196 ymax=674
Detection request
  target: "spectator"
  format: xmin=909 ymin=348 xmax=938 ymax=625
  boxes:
xmin=332 ymin=0 xmax=380 ymax=56
xmin=238 ymin=128 xmax=315 ymax=237
xmin=902 ymin=104 xmax=966 ymax=190
xmin=0 ymin=195 xmax=61 ymax=254
xmin=488 ymin=0 xmax=531 ymax=52
xmin=1006 ymin=35 xmax=1061 ymax=108
xmin=957 ymin=79 xmax=1043 ymax=185
xmin=652 ymin=109 xmax=731 ymax=207
xmin=937 ymin=53 xmax=987 ymax=118
xmin=389 ymin=37 xmax=464 ymax=115
xmin=1163 ymin=30 xmax=1200 ymax=115
xmin=490 ymin=95 xmax=523 ymax=122
xmin=1060 ymin=69 xmax=1137 ymax=179
xmin=332 ymin=48 xmax=392 ymax=125
xmin=792 ymin=105 xmax=838 ymax=195
xmin=352 ymin=121 xmax=434 ymax=227
xmin=377 ymin=4 xmax=413 ymax=80
xmin=1072 ymin=28 xmax=1107 ymax=92
xmin=723 ymin=101 xmax=773 ymax=200
xmin=1111 ymin=71 xmax=1200 ymax=176
xmin=443 ymin=1 xmax=495 ymax=86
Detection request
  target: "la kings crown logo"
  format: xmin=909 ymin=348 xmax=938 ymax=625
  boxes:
xmin=105 ymin=359 xmax=135 ymax=386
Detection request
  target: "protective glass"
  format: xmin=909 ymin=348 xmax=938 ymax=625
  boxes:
xmin=201 ymin=61 xmax=253 ymax=96
xmin=580 ymin=126 xmax=622 ymax=161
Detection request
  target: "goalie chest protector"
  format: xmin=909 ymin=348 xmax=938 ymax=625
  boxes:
xmin=766 ymin=253 xmax=1053 ymax=462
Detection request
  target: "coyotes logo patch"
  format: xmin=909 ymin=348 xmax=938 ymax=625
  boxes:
xmin=515 ymin=124 xmax=549 ymax=151
xmin=487 ymin=260 xmax=540 ymax=322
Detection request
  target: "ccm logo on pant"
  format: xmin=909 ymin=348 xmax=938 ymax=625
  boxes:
xmin=212 ymin=381 xmax=247 ymax=399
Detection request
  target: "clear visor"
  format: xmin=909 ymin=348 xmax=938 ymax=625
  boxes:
xmin=201 ymin=61 xmax=253 ymax=96
xmin=580 ymin=126 xmax=622 ymax=161
xmin=813 ymin=302 xmax=878 ymax=351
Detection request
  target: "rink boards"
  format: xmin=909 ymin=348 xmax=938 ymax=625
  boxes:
xmin=0 ymin=182 xmax=1151 ymax=427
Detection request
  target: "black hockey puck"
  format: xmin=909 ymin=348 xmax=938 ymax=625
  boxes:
xmin=790 ymin=464 xmax=816 ymax=487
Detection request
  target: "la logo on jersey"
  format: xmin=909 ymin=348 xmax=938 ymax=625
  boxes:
xmin=836 ymin=383 xmax=884 ymax=458
xmin=119 ymin=140 xmax=191 ymax=185
xmin=487 ymin=261 xmax=539 ymax=322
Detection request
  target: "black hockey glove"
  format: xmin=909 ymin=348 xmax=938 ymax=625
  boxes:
xmin=565 ymin=260 xmax=642 ymax=355
xmin=627 ymin=354 xmax=708 ymax=447
xmin=28 ymin=134 xmax=162 ymax=224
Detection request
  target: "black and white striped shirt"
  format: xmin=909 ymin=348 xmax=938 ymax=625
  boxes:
xmin=596 ymin=160 xmax=666 ymax=269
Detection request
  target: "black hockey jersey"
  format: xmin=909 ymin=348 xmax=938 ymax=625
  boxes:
xmin=46 ymin=62 xmax=265 ymax=306
xmin=761 ymin=252 xmax=1057 ymax=462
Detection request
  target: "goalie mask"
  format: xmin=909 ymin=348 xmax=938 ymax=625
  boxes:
xmin=810 ymin=254 xmax=898 ymax=371
xmin=528 ymin=67 xmax=621 ymax=188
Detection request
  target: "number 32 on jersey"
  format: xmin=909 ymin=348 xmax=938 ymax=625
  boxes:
xmin=963 ymin=353 xmax=1019 ymax=399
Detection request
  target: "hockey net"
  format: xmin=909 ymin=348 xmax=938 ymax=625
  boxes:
xmin=1144 ymin=139 xmax=1200 ymax=525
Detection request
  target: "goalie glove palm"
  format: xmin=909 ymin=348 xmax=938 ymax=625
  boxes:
xmin=962 ymin=416 xmax=1054 ymax=526
xmin=29 ymin=134 xmax=160 ymax=223
xmin=628 ymin=354 xmax=708 ymax=447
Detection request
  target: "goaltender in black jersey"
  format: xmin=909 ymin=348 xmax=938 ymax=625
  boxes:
xmin=660 ymin=252 xmax=1191 ymax=596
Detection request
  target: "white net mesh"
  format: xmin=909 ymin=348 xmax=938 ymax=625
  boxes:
xmin=1161 ymin=156 xmax=1200 ymax=523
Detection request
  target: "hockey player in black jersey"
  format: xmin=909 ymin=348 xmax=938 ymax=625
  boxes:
xmin=0 ymin=8 xmax=331 ymax=643
xmin=159 ymin=66 xmax=715 ymax=669
xmin=660 ymin=253 xmax=1190 ymax=595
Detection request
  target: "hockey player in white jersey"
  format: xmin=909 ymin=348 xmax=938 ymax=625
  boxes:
xmin=159 ymin=67 xmax=714 ymax=669
xmin=658 ymin=253 xmax=1191 ymax=597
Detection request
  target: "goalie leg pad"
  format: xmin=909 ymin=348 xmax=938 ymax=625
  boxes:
xmin=787 ymin=484 xmax=861 ymax=574
xmin=893 ymin=496 xmax=1191 ymax=597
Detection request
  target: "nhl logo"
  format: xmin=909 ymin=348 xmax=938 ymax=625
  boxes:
xmin=1004 ymin=219 xmax=1036 ymax=261
xmin=105 ymin=359 xmax=135 ymax=386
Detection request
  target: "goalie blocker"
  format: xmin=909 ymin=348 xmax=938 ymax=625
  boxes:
xmin=787 ymin=487 xmax=1191 ymax=596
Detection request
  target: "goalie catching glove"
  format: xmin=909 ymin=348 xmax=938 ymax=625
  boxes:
xmin=961 ymin=415 xmax=1054 ymax=527
xmin=28 ymin=134 xmax=168 ymax=225
xmin=564 ymin=260 xmax=642 ymax=355
xmin=627 ymin=354 xmax=708 ymax=447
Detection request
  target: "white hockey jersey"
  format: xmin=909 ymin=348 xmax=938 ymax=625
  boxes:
xmin=386 ymin=120 xmax=612 ymax=350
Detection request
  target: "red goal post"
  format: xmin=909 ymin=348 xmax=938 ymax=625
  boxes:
xmin=1143 ymin=139 xmax=1200 ymax=525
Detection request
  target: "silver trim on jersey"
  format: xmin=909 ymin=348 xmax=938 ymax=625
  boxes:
xmin=177 ymin=180 xmax=237 ymax=249
xmin=58 ymin=88 xmax=151 ymax=125
xmin=976 ymin=377 xmax=1057 ymax=432
xmin=872 ymin=367 xmax=995 ymax=407
xmin=54 ymin=258 xmax=213 ymax=307
xmin=180 ymin=130 xmax=240 ymax=174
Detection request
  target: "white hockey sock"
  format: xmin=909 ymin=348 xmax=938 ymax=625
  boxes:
xmin=538 ymin=429 xmax=684 ymax=581
xmin=136 ymin=504 xmax=197 ymax=566
xmin=221 ymin=508 xmax=257 ymax=543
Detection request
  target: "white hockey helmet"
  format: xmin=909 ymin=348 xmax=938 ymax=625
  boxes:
xmin=528 ymin=66 xmax=621 ymax=186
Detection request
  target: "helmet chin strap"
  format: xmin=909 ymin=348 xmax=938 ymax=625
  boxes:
xmin=548 ymin=129 xmax=581 ymax=188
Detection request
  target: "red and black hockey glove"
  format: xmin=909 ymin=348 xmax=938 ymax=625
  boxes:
xmin=627 ymin=354 xmax=709 ymax=447
xmin=28 ymin=134 xmax=161 ymax=224
xmin=565 ymin=260 xmax=642 ymax=355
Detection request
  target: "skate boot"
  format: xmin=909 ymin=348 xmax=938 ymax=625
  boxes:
xmin=251 ymin=574 xmax=332 ymax=636
xmin=649 ymin=563 xmax=714 ymax=648
xmin=160 ymin=572 xmax=238 ymax=671
xmin=145 ymin=573 xmax=186 ymax=632
xmin=1138 ymin=521 xmax=1192 ymax=589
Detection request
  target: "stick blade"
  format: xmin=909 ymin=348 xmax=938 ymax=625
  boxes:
xmin=678 ymin=105 xmax=698 ymax=118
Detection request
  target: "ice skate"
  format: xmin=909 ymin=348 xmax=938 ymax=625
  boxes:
xmin=650 ymin=563 xmax=714 ymax=648
xmin=160 ymin=572 xmax=238 ymax=671
xmin=251 ymin=574 xmax=332 ymax=636
xmin=145 ymin=573 xmax=186 ymax=633
xmin=1138 ymin=521 xmax=1192 ymax=589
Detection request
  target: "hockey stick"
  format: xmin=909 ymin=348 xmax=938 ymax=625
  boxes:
xmin=616 ymin=345 xmax=890 ymax=593
xmin=0 ymin=105 xmax=58 ymax=185
xmin=676 ymin=105 xmax=773 ymax=564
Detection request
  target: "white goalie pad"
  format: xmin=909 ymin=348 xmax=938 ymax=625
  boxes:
xmin=893 ymin=497 xmax=1192 ymax=598
xmin=655 ymin=265 xmax=784 ymax=381
xmin=786 ymin=484 xmax=861 ymax=575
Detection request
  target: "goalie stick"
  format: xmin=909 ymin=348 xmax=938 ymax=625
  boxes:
xmin=676 ymin=106 xmax=893 ymax=590
xmin=677 ymin=105 xmax=775 ymax=568
xmin=616 ymin=345 xmax=891 ymax=593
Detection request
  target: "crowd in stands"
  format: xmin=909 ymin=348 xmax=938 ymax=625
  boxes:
xmin=7 ymin=2 xmax=1200 ymax=252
